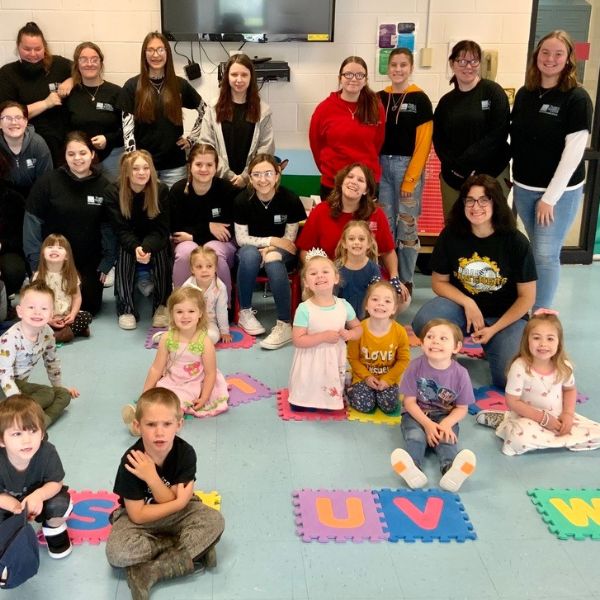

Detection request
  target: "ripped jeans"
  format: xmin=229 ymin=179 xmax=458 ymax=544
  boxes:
xmin=378 ymin=155 xmax=422 ymax=283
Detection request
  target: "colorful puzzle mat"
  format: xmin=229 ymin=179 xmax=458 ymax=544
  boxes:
xmin=145 ymin=325 xmax=255 ymax=350
xmin=469 ymin=386 xmax=589 ymax=415
xmin=277 ymin=389 xmax=347 ymax=421
xmin=347 ymin=405 xmax=402 ymax=426
xmin=292 ymin=488 xmax=476 ymax=543
xmin=225 ymin=373 xmax=275 ymax=407
xmin=528 ymin=488 xmax=600 ymax=540
xmin=38 ymin=490 xmax=221 ymax=546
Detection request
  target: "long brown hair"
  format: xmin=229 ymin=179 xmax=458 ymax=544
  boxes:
xmin=72 ymin=41 xmax=104 ymax=86
xmin=118 ymin=150 xmax=160 ymax=219
xmin=135 ymin=32 xmax=182 ymax=125
xmin=515 ymin=312 xmax=573 ymax=384
xmin=338 ymin=56 xmax=381 ymax=125
xmin=327 ymin=163 xmax=377 ymax=220
xmin=37 ymin=233 xmax=79 ymax=297
xmin=17 ymin=22 xmax=52 ymax=72
xmin=525 ymin=30 xmax=578 ymax=92
xmin=216 ymin=54 xmax=261 ymax=123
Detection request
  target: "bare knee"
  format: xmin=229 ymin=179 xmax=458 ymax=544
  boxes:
xmin=264 ymin=251 xmax=282 ymax=263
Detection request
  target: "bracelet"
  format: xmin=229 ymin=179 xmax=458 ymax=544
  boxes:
xmin=539 ymin=410 xmax=550 ymax=427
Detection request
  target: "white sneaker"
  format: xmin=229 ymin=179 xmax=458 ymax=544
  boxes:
xmin=260 ymin=320 xmax=292 ymax=350
xmin=439 ymin=449 xmax=477 ymax=492
xmin=118 ymin=314 xmax=137 ymax=330
xmin=238 ymin=308 xmax=265 ymax=335
xmin=390 ymin=448 xmax=428 ymax=489
xmin=103 ymin=267 xmax=115 ymax=288
xmin=151 ymin=330 xmax=165 ymax=345
xmin=152 ymin=305 xmax=169 ymax=328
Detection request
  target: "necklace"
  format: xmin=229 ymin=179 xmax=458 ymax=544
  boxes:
xmin=150 ymin=77 xmax=164 ymax=94
xmin=538 ymin=87 xmax=555 ymax=100
xmin=83 ymin=82 xmax=102 ymax=102
xmin=257 ymin=196 xmax=274 ymax=210
xmin=385 ymin=91 xmax=408 ymax=126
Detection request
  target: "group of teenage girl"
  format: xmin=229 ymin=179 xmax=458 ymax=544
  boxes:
xmin=0 ymin=19 xmax=599 ymax=598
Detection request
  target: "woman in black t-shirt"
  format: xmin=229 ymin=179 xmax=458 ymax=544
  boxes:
xmin=0 ymin=22 xmax=72 ymax=166
xmin=66 ymin=42 xmax=123 ymax=182
xmin=511 ymin=30 xmax=593 ymax=311
xmin=433 ymin=40 xmax=510 ymax=215
xmin=199 ymin=54 xmax=274 ymax=189
xmin=170 ymin=143 xmax=238 ymax=302
xmin=378 ymin=48 xmax=433 ymax=290
xmin=119 ymin=32 xmax=204 ymax=188
xmin=412 ymin=174 xmax=537 ymax=388
xmin=234 ymin=154 xmax=306 ymax=349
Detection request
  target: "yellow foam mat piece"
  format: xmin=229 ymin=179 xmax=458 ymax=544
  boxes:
xmin=347 ymin=405 xmax=402 ymax=426
xmin=194 ymin=490 xmax=222 ymax=511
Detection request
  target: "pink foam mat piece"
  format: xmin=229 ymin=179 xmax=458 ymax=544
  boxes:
xmin=277 ymin=388 xmax=348 ymax=421
xmin=225 ymin=373 xmax=275 ymax=407
xmin=145 ymin=325 xmax=256 ymax=350
xmin=292 ymin=489 xmax=387 ymax=542
xmin=459 ymin=336 xmax=485 ymax=359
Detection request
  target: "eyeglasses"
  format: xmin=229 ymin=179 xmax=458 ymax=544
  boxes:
xmin=341 ymin=72 xmax=366 ymax=80
xmin=0 ymin=115 xmax=26 ymax=123
xmin=464 ymin=195 xmax=492 ymax=208
xmin=145 ymin=47 xmax=166 ymax=56
xmin=250 ymin=170 xmax=276 ymax=180
xmin=454 ymin=58 xmax=480 ymax=68
xmin=78 ymin=57 xmax=101 ymax=65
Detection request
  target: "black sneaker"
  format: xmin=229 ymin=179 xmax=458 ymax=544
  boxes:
xmin=44 ymin=526 xmax=72 ymax=559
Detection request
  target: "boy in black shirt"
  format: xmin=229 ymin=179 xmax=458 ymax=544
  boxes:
xmin=106 ymin=388 xmax=224 ymax=599
xmin=0 ymin=395 xmax=72 ymax=560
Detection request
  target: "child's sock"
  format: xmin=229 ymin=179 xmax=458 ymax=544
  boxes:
xmin=390 ymin=448 xmax=428 ymax=489
xmin=439 ymin=449 xmax=477 ymax=492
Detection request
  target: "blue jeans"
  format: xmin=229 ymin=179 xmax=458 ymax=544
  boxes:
xmin=513 ymin=184 xmax=583 ymax=310
xmin=378 ymin=155 xmax=423 ymax=283
xmin=100 ymin=146 xmax=124 ymax=183
xmin=401 ymin=412 xmax=459 ymax=473
xmin=236 ymin=245 xmax=296 ymax=322
xmin=412 ymin=297 xmax=526 ymax=388
xmin=158 ymin=165 xmax=187 ymax=189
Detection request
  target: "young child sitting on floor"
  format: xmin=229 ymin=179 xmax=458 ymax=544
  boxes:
xmin=391 ymin=318 xmax=476 ymax=492
xmin=106 ymin=387 xmax=225 ymax=599
xmin=0 ymin=280 xmax=79 ymax=427
xmin=0 ymin=395 xmax=73 ymax=559
xmin=347 ymin=281 xmax=410 ymax=414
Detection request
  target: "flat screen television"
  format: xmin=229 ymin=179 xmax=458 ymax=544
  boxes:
xmin=161 ymin=0 xmax=335 ymax=42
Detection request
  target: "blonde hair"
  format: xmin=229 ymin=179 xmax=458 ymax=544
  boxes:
xmin=135 ymin=387 xmax=182 ymax=421
xmin=37 ymin=234 xmax=79 ymax=297
xmin=515 ymin=313 xmax=572 ymax=383
xmin=0 ymin=394 xmax=46 ymax=438
xmin=190 ymin=245 xmax=218 ymax=271
xmin=334 ymin=220 xmax=378 ymax=266
xmin=167 ymin=286 xmax=208 ymax=333
xmin=118 ymin=150 xmax=160 ymax=219
xmin=363 ymin=280 xmax=400 ymax=318
xmin=300 ymin=255 xmax=338 ymax=301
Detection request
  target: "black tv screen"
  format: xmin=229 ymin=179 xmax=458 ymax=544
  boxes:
xmin=161 ymin=0 xmax=335 ymax=42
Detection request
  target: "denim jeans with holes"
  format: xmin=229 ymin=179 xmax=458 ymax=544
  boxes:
xmin=378 ymin=155 xmax=423 ymax=283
